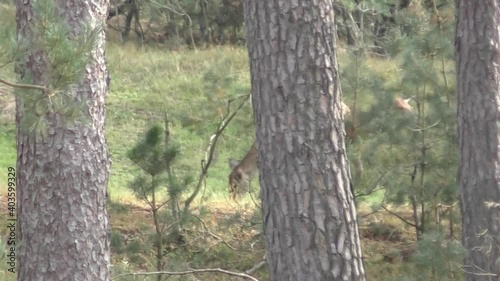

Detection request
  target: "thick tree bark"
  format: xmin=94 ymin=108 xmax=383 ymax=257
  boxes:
xmin=456 ymin=1 xmax=500 ymax=280
xmin=244 ymin=1 xmax=366 ymax=281
xmin=15 ymin=0 xmax=110 ymax=280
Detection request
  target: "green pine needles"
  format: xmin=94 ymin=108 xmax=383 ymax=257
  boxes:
xmin=11 ymin=0 xmax=103 ymax=134
xmin=127 ymin=123 xmax=193 ymax=273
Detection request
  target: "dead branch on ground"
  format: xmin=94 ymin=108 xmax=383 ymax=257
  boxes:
xmin=192 ymin=214 xmax=235 ymax=250
xmin=112 ymin=268 xmax=259 ymax=281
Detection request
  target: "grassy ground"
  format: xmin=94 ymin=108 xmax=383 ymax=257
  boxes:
xmin=104 ymin=42 xmax=254 ymax=203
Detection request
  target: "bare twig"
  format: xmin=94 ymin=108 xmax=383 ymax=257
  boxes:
xmin=245 ymin=260 xmax=266 ymax=275
xmin=247 ymin=180 xmax=262 ymax=209
xmin=449 ymin=261 xmax=499 ymax=278
xmin=382 ymin=205 xmax=419 ymax=228
xmin=0 ymin=77 xmax=48 ymax=94
xmin=406 ymin=120 xmax=441 ymax=132
xmin=355 ymin=164 xmax=396 ymax=198
xmin=148 ymin=0 xmax=196 ymax=49
xmin=0 ymin=59 xmax=13 ymax=70
xmin=192 ymin=215 xmax=235 ymax=250
xmin=112 ymin=268 xmax=259 ymax=281
xmin=183 ymin=94 xmax=250 ymax=214
xmin=359 ymin=184 xmax=389 ymax=219
xmin=200 ymin=134 xmax=217 ymax=205
xmin=359 ymin=207 xmax=382 ymax=219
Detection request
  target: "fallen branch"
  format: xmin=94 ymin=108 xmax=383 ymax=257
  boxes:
xmin=192 ymin=215 xmax=235 ymax=250
xmin=245 ymin=260 xmax=266 ymax=275
xmin=112 ymin=268 xmax=259 ymax=281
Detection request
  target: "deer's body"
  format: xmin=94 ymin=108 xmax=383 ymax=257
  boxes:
xmin=228 ymin=143 xmax=258 ymax=200
xmin=227 ymin=98 xmax=414 ymax=199
xmin=394 ymin=97 xmax=413 ymax=112
xmin=227 ymin=102 xmax=351 ymax=200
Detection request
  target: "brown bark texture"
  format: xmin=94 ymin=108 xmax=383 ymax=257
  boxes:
xmin=15 ymin=0 xmax=111 ymax=280
xmin=456 ymin=1 xmax=500 ymax=280
xmin=244 ymin=1 xmax=366 ymax=280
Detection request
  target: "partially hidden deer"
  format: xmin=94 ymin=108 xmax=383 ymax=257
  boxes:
xmin=394 ymin=96 xmax=413 ymax=112
xmin=227 ymin=97 xmax=414 ymax=199
xmin=228 ymin=142 xmax=258 ymax=200
xmin=227 ymin=101 xmax=351 ymax=200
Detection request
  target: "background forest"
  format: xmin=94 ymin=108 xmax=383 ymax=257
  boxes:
xmin=0 ymin=0 xmax=465 ymax=280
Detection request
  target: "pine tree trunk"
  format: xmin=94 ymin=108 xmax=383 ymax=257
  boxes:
xmin=15 ymin=0 xmax=111 ymax=280
xmin=456 ymin=1 xmax=500 ymax=280
xmin=244 ymin=1 xmax=366 ymax=280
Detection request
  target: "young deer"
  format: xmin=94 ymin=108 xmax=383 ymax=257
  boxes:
xmin=227 ymin=102 xmax=351 ymax=200
xmin=228 ymin=142 xmax=258 ymax=200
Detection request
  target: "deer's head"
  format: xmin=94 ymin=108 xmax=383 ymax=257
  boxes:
xmin=228 ymin=162 xmax=244 ymax=200
xmin=227 ymin=143 xmax=258 ymax=200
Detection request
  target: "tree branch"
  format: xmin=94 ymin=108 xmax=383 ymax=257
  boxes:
xmin=382 ymin=205 xmax=419 ymax=228
xmin=183 ymin=94 xmax=249 ymax=213
xmin=112 ymin=268 xmax=260 ymax=281
xmin=245 ymin=260 xmax=266 ymax=275
xmin=192 ymin=214 xmax=235 ymax=250
xmin=147 ymin=0 xmax=197 ymax=49
xmin=0 ymin=77 xmax=48 ymax=94
xmin=355 ymin=164 xmax=396 ymax=198
xmin=107 ymin=0 xmax=132 ymax=19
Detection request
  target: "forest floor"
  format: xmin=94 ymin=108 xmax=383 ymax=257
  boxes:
xmin=0 ymin=191 xmax=434 ymax=281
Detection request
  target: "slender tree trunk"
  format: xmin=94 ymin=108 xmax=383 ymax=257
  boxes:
xmin=456 ymin=1 xmax=500 ymax=280
xmin=123 ymin=0 xmax=139 ymax=38
xmin=244 ymin=1 xmax=366 ymax=280
xmin=341 ymin=7 xmax=356 ymax=46
xmin=15 ymin=0 xmax=111 ymax=280
xmin=198 ymin=0 xmax=211 ymax=45
xmin=151 ymin=180 xmax=164 ymax=281
xmin=167 ymin=10 xmax=179 ymax=42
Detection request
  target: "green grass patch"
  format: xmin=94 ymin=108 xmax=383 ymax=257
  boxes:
xmin=105 ymin=44 xmax=253 ymax=202
xmin=0 ymin=123 xmax=16 ymax=190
